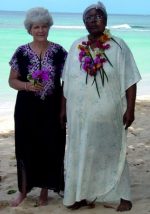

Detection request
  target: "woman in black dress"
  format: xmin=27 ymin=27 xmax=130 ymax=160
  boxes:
xmin=8 ymin=7 xmax=67 ymax=206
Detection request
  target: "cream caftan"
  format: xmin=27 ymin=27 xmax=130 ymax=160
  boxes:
xmin=62 ymin=35 xmax=141 ymax=206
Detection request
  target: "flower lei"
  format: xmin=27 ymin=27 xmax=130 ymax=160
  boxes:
xmin=78 ymin=29 xmax=114 ymax=97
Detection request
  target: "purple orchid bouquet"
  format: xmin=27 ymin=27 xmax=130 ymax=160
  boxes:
xmin=27 ymin=53 xmax=50 ymax=99
xmin=27 ymin=68 xmax=49 ymax=85
xmin=27 ymin=53 xmax=49 ymax=84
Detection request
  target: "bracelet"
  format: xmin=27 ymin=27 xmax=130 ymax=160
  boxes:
xmin=24 ymin=82 xmax=28 ymax=91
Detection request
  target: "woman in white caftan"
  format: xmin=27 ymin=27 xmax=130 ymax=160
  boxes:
xmin=62 ymin=2 xmax=141 ymax=212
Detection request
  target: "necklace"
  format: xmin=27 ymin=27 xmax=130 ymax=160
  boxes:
xmin=78 ymin=29 xmax=112 ymax=97
xmin=30 ymin=41 xmax=50 ymax=58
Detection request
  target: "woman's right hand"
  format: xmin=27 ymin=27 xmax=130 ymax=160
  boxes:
xmin=8 ymin=69 xmax=43 ymax=92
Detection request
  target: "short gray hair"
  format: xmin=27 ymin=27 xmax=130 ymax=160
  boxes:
xmin=24 ymin=7 xmax=53 ymax=33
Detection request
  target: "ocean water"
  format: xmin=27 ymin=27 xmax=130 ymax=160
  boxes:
xmin=0 ymin=11 xmax=150 ymax=111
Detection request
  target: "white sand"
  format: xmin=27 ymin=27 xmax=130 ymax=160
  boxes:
xmin=0 ymin=98 xmax=150 ymax=213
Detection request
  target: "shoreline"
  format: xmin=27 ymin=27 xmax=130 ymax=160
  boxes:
xmin=0 ymin=96 xmax=150 ymax=135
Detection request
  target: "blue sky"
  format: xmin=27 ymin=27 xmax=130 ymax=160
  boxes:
xmin=1 ymin=0 xmax=150 ymax=15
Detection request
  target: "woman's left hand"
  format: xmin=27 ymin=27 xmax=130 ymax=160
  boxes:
xmin=123 ymin=109 xmax=135 ymax=130
xmin=26 ymin=82 xmax=43 ymax=92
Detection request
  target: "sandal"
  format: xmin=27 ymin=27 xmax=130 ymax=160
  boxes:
xmin=67 ymin=198 xmax=96 ymax=210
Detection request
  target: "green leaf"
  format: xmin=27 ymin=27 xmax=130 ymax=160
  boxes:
xmin=94 ymin=77 xmax=100 ymax=98
xmin=7 ymin=189 xmax=17 ymax=194
xmin=111 ymin=37 xmax=122 ymax=49
xmin=86 ymin=72 xmax=88 ymax=84
xmin=101 ymin=67 xmax=108 ymax=82
xmin=103 ymin=53 xmax=113 ymax=67
xmin=99 ymin=69 xmax=104 ymax=86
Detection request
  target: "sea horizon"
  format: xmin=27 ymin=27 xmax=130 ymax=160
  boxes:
xmin=0 ymin=9 xmax=150 ymax=15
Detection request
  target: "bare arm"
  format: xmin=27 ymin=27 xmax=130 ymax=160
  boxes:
xmin=123 ymin=83 xmax=136 ymax=129
xmin=8 ymin=69 xmax=43 ymax=92
xmin=60 ymin=81 xmax=66 ymax=129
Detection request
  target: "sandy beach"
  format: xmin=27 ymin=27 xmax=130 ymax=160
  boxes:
xmin=0 ymin=97 xmax=150 ymax=214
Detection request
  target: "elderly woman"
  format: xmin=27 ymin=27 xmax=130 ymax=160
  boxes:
xmin=9 ymin=7 xmax=67 ymax=206
xmin=62 ymin=1 xmax=141 ymax=212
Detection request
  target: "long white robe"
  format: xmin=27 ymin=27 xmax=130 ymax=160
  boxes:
xmin=62 ymin=35 xmax=141 ymax=206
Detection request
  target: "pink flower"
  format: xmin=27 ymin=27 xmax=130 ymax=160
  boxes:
xmin=84 ymin=56 xmax=92 ymax=63
xmin=94 ymin=56 xmax=101 ymax=64
xmin=102 ymin=43 xmax=110 ymax=50
xmin=100 ymin=58 xmax=107 ymax=63
xmin=79 ymin=51 xmax=86 ymax=61
xmin=32 ymin=69 xmax=49 ymax=82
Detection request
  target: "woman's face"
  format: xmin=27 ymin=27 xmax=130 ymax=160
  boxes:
xmin=84 ymin=8 xmax=106 ymax=37
xmin=30 ymin=23 xmax=50 ymax=42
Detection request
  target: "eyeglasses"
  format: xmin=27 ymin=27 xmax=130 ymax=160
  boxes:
xmin=85 ymin=15 xmax=104 ymax=23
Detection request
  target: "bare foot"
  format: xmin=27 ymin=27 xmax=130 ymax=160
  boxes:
xmin=38 ymin=188 xmax=48 ymax=206
xmin=117 ymin=198 xmax=132 ymax=212
xmin=10 ymin=192 xmax=26 ymax=207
